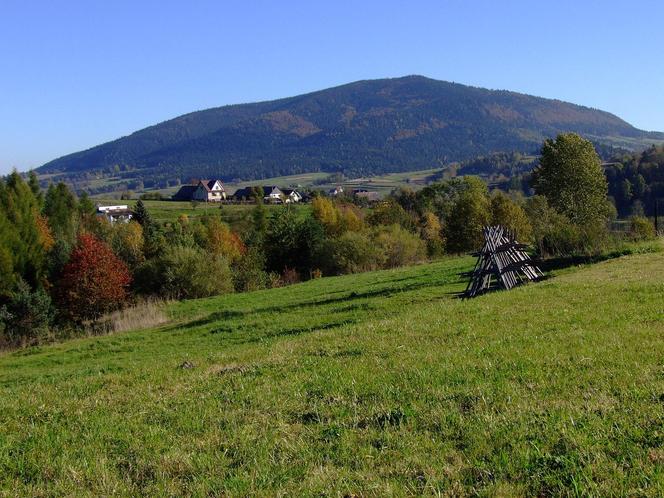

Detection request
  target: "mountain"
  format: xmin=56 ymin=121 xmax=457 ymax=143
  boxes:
xmin=38 ymin=76 xmax=664 ymax=186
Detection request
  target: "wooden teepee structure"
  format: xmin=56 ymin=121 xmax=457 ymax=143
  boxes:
xmin=464 ymin=225 xmax=543 ymax=298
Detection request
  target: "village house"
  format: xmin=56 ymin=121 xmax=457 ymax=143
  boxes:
xmin=281 ymin=188 xmax=303 ymax=203
xmin=353 ymin=189 xmax=380 ymax=202
xmin=328 ymin=186 xmax=344 ymax=196
xmin=97 ymin=205 xmax=133 ymax=223
xmin=232 ymin=185 xmax=302 ymax=203
xmin=173 ymin=179 xmax=226 ymax=202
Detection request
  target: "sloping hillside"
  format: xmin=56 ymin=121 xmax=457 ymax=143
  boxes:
xmin=0 ymin=249 xmax=663 ymax=495
xmin=38 ymin=76 xmax=664 ymax=184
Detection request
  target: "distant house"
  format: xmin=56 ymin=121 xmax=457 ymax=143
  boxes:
xmin=172 ymin=185 xmax=198 ymax=201
xmin=231 ymin=186 xmax=259 ymax=202
xmin=262 ymin=186 xmax=284 ymax=203
xmin=193 ymin=179 xmax=226 ymax=202
xmin=353 ymin=189 xmax=380 ymax=202
xmin=281 ymin=188 xmax=303 ymax=203
xmin=173 ymin=179 xmax=226 ymax=202
xmin=97 ymin=205 xmax=133 ymax=223
xmin=328 ymin=186 xmax=344 ymax=196
xmin=232 ymin=185 xmax=286 ymax=203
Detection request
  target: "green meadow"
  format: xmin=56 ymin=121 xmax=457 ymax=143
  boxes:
xmin=1 ymin=247 xmax=663 ymax=496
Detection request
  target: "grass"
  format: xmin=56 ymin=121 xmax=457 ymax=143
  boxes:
xmin=1 ymin=248 xmax=663 ymax=495
xmin=94 ymin=199 xmax=311 ymax=225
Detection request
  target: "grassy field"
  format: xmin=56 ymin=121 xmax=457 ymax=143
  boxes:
xmin=1 ymin=249 xmax=663 ymax=495
xmin=87 ymin=167 xmax=447 ymax=201
xmin=95 ymin=199 xmax=311 ymax=225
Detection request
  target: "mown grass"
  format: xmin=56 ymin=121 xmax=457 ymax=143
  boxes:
xmin=0 ymin=249 xmax=663 ymax=496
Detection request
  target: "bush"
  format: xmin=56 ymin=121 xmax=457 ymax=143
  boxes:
xmin=135 ymin=245 xmax=233 ymax=300
xmin=0 ymin=279 xmax=53 ymax=347
xmin=526 ymin=195 xmax=609 ymax=257
xmin=324 ymin=231 xmax=382 ymax=275
xmin=629 ymin=216 xmax=656 ymax=241
xmin=232 ymin=247 xmax=270 ymax=292
xmin=373 ymin=224 xmax=427 ymax=268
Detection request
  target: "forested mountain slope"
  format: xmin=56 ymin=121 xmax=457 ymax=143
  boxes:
xmin=38 ymin=76 xmax=663 ymax=185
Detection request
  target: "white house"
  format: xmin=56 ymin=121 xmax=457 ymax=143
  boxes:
xmin=282 ymin=188 xmax=302 ymax=203
xmin=191 ymin=179 xmax=226 ymax=202
xmin=97 ymin=205 xmax=133 ymax=223
xmin=262 ymin=186 xmax=284 ymax=203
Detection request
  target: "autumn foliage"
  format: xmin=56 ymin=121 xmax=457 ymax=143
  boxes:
xmin=58 ymin=234 xmax=132 ymax=321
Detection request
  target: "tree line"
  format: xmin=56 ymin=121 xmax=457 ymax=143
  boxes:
xmin=0 ymin=133 xmax=656 ymax=348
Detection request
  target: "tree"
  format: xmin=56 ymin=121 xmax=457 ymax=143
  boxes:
xmin=203 ymin=217 xmax=245 ymax=263
xmin=490 ymin=191 xmax=532 ymax=243
xmin=133 ymin=199 xmax=152 ymax=226
xmin=532 ymin=133 xmax=609 ymax=227
xmin=312 ymin=196 xmax=340 ymax=234
xmin=0 ymin=171 xmax=46 ymax=290
xmin=444 ymin=177 xmax=491 ymax=253
xmin=420 ymin=211 xmax=445 ymax=256
xmin=0 ymin=278 xmax=53 ymax=346
xmin=110 ymin=221 xmax=145 ymax=268
xmin=58 ymin=234 xmax=131 ymax=322
xmin=28 ymin=171 xmax=43 ymax=207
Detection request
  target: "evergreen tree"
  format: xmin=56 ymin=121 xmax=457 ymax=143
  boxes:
xmin=0 ymin=171 xmax=46 ymax=290
xmin=43 ymin=182 xmax=79 ymax=245
xmin=132 ymin=199 xmax=152 ymax=226
xmin=28 ymin=171 xmax=43 ymax=207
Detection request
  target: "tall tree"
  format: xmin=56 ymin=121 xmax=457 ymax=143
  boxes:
xmin=532 ymin=133 xmax=609 ymax=226
xmin=0 ymin=171 xmax=46 ymax=290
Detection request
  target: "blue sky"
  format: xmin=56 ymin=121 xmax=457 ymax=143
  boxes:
xmin=1 ymin=0 xmax=663 ymax=174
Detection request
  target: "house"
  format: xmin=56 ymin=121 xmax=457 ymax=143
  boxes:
xmin=328 ymin=186 xmax=344 ymax=196
xmin=97 ymin=205 xmax=133 ymax=223
xmin=281 ymin=188 xmax=303 ymax=203
xmin=353 ymin=189 xmax=380 ymax=202
xmin=172 ymin=179 xmax=226 ymax=202
xmin=232 ymin=185 xmax=285 ymax=203
xmin=262 ymin=186 xmax=284 ymax=203
xmin=231 ymin=186 xmax=259 ymax=202
xmin=192 ymin=179 xmax=226 ymax=202
xmin=172 ymin=185 xmax=198 ymax=201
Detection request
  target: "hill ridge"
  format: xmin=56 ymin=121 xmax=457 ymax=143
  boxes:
xmin=38 ymin=75 xmax=664 ymax=183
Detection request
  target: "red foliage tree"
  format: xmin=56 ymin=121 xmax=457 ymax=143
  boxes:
xmin=58 ymin=233 xmax=132 ymax=321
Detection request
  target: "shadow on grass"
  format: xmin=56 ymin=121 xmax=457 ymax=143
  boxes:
xmin=171 ymin=278 xmax=452 ymax=333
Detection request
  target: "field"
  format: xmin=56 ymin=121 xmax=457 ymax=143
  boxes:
xmin=94 ymin=199 xmax=312 ymax=225
xmin=87 ymin=167 xmax=447 ymax=202
xmin=1 ymin=248 xmax=663 ymax=495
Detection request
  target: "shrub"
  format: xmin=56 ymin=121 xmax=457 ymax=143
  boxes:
xmin=324 ymin=231 xmax=382 ymax=275
xmin=373 ymin=224 xmax=427 ymax=268
xmin=135 ymin=245 xmax=233 ymax=300
xmin=0 ymin=279 xmax=53 ymax=347
xmin=629 ymin=216 xmax=656 ymax=241
xmin=232 ymin=247 xmax=270 ymax=292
